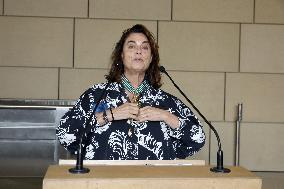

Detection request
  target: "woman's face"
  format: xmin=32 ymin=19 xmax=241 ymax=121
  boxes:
xmin=121 ymin=33 xmax=152 ymax=75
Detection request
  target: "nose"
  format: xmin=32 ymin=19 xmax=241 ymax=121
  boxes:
xmin=135 ymin=46 xmax=142 ymax=54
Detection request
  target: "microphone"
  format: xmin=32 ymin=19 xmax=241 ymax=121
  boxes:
xmin=159 ymin=66 xmax=230 ymax=173
xmin=69 ymin=81 xmax=111 ymax=174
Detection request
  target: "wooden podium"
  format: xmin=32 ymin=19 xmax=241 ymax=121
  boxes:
xmin=43 ymin=160 xmax=262 ymax=189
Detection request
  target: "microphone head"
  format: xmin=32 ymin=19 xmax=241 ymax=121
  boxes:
xmin=159 ymin=66 xmax=166 ymax=73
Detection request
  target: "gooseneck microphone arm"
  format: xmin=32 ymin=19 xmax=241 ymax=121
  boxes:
xmin=69 ymin=81 xmax=111 ymax=174
xmin=159 ymin=66 xmax=230 ymax=173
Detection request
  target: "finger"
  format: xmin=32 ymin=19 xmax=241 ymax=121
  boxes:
xmin=137 ymin=112 xmax=148 ymax=121
xmin=139 ymin=110 xmax=149 ymax=118
xmin=139 ymin=106 xmax=150 ymax=111
xmin=133 ymin=116 xmax=140 ymax=121
xmin=128 ymin=107 xmax=139 ymax=115
xmin=139 ymin=107 xmax=149 ymax=116
xmin=129 ymin=102 xmax=140 ymax=107
xmin=137 ymin=114 xmax=144 ymax=122
xmin=129 ymin=114 xmax=138 ymax=119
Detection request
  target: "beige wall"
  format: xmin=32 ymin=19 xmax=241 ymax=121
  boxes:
xmin=1 ymin=0 xmax=284 ymax=188
xmin=0 ymin=0 xmax=3 ymax=15
xmin=59 ymin=68 xmax=108 ymax=100
xmin=0 ymin=67 xmax=58 ymax=99
xmin=89 ymin=0 xmax=171 ymax=20
xmin=0 ymin=16 xmax=73 ymax=68
xmin=4 ymin=0 xmax=88 ymax=18
xmin=226 ymin=73 xmax=284 ymax=122
xmin=255 ymin=0 xmax=284 ymax=24
xmin=240 ymin=24 xmax=284 ymax=73
xmin=159 ymin=22 xmax=240 ymax=72
xmin=173 ymin=0 xmax=254 ymax=23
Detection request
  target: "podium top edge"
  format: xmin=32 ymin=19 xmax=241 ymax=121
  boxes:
xmin=58 ymin=159 xmax=206 ymax=166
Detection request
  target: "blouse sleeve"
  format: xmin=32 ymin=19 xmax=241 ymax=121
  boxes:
xmin=56 ymin=84 xmax=106 ymax=153
xmin=166 ymin=95 xmax=206 ymax=159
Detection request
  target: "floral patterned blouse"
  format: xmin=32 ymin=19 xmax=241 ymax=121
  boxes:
xmin=56 ymin=81 xmax=206 ymax=160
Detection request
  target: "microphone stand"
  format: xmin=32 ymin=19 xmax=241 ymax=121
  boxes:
xmin=160 ymin=66 xmax=230 ymax=173
xmin=69 ymin=81 xmax=111 ymax=174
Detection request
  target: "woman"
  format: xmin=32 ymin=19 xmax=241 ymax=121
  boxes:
xmin=56 ymin=24 xmax=205 ymax=160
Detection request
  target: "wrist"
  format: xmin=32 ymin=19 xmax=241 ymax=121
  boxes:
xmin=106 ymin=109 xmax=113 ymax=122
xmin=109 ymin=108 xmax=114 ymax=121
xmin=162 ymin=111 xmax=171 ymax=122
xmin=164 ymin=111 xmax=180 ymax=129
xmin=95 ymin=112 xmax=105 ymax=126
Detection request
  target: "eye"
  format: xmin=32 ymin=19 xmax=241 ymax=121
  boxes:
xmin=142 ymin=45 xmax=150 ymax=50
xmin=128 ymin=44 xmax=135 ymax=49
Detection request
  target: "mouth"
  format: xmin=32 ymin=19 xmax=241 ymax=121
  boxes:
xmin=133 ymin=58 xmax=143 ymax=63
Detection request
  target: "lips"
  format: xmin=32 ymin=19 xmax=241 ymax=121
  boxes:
xmin=133 ymin=58 xmax=143 ymax=62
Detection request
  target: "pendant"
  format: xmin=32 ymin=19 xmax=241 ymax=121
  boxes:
xmin=132 ymin=94 xmax=140 ymax=107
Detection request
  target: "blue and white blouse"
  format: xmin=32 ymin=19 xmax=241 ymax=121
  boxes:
xmin=56 ymin=81 xmax=206 ymax=160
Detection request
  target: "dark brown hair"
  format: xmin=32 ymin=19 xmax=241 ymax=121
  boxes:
xmin=105 ymin=24 xmax=162 ymax=89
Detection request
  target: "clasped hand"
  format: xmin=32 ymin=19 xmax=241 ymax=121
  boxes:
xmin=112 ymin=102 xmax=166 ymax=122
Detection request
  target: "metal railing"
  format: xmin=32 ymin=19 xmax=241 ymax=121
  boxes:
xmin=0 ymin=99 xmax=75 ymax=109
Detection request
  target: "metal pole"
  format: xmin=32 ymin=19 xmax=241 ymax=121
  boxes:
xmin=235 ymin=103 xmax=243 ymax=166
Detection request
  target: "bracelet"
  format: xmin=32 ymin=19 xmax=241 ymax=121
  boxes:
xmin=103 ymin=110 xmax=109 ymax=124
xmin=110 ymin=108 xmax=114 ymax=121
